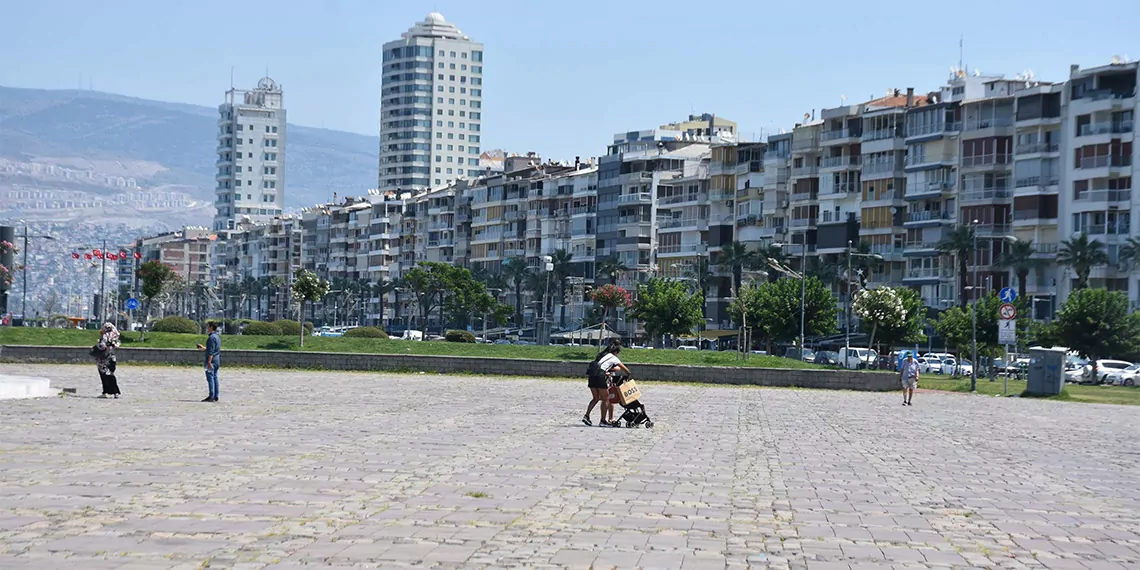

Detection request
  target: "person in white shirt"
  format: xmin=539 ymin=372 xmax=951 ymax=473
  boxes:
xmin=583 ymin=340 xmax=632 ymax=427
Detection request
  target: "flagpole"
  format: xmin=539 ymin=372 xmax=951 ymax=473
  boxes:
xmin=99 ymin=239 xmax=107 ymax=324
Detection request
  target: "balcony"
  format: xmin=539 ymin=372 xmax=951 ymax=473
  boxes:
xmin=869 ymin=245 xmax=905 ymax=261
xmin=657 ymin=244 xmax=709 ymax=255
xmin=571 ymin=205 xmax=597 ymax=215
xmin=1014 ymin=175 xmax=1059 ymax=189
xmin=863 ymin=128 xmax=900 ymax=142
xmin=821 ymin=155 xmax=860 ymax=169
xmin=659 ymin=217 xmax=707 ymax=230
xmin=709 ymin=189 xmax=735 ymax=201
xmin=791 ymin=165 xmax=819 ymax=177
xmin=822 ymin=128 xmax=861 ymax=142
xmin=1017 ymin=142 xmax=1060 ymax=154
xmin=904 ymin=267 xmax=954 ymax=280
xmin=1013 ymin=210 xmax=1057 ymax=223
xmin=973 ymin=223 xmax=1012 ymax=237
xmin=1078 ymin=223 xmax=1131 ymax=236
xmin=1078 ymin=120 xmax=1134 ymax=136
xmin=905 ymin=180 xmax=955 ymax=200
xmin=964 ymin=117 xmax=1014 ymax=131
xmin=661 ymin=193 xmax=702 ymax=205
xmin=906 ymin=121 xmax=962 ymax=139
xmin=1077 ymin=156 xmax=1132 ymax=169
xmin=1033 ymin=243 xmax=1059 ymax=257
xmin=617 ymin=192 xmax=653 ymax=204
xmin=789 ymin=218 xmax=814 ymax=228
xmin=961 ymin=154 xmax=1013 ymax=168
xmin=905 ymin=210 xmax=953 ymax=224
xmin=861 ymin=161 xmax=899 ymax=176
xmin=1074 ymin=189 xmax=1131 ymax=203
xmin=792 ymin=137 xmax=820 ymax=151
xmin=503 ymin=248 xmax=526 ymax=257
xmin=904 ymin=241 xmax=942 ymax=254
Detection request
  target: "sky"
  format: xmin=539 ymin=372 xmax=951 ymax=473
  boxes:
xmin=3 ymin=0 xmax=1139 ymax=162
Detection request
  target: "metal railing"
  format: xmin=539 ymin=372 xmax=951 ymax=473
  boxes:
xmin=821 ymin=155 xmax=860 ymax=168
xmin=906 ymin=121 xmax=961 ymax=137
xmin=905 ymin=267 xmax=954 ymax=279
xmin=792 ymin=137 xmax=820 ymax=150
xmin=964 ymin=117 xmax=1014 ymax=130
xmin=822 ymin=128 xmax=860 ymax=141
xmin=617 ymin=192 xmax=653 ymax=204
xmin=973 ymin=223 xmax=1012 ymax=236
xmin=1017 ymin=142 xmax=1060 ymax=154
xmin=1014 ymin=176 xmax=1060 ymax=188
xmin=863 ymin=128 xmax=899 ymax=141
xmin=907 ymin=210 xmax=952 ymax=222
xmin=862 ymin=161 xmax=899 ymax=175
xmin=1013 ymin=210 xmax=1054 ymax=221
xmin=1078 ymin=156 xmax=1132 ymax=169
xmin=658 ymin=244 xmax=709 ymax=254
xmin=1074 ymin=190 xmax=1131 ymax=202
xmin=906 ymin=180 xmax=955 ymax=195
xmin=659 ymin=218 xmax=706 ymax=229
xmin=961 ymin=154 xmax=1013 ymax=167
xmin=904 ymin=241 xmax=941 ymax=250
xmin=791 ymin=165 xmax=819 ymax=176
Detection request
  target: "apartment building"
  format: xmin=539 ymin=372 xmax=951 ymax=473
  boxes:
xmin=1060 ymin=60 xmax=1138 ymax=303
xmin=120 ymin=227 xmax=214 ymax=296
xmin=214 ymin=217 xmax=301 ymax=321
xmin=378 ymin=12 xmax=484 ymax=192
xmin=213 ymin=78 xmax=286 ymax=231
xmin=1012 ymin=83 xmax=1063 ymax=317
xmin=757 ymin=133 xmax=792 ymax=248
xmin=787 ymin=121 xmax=822 ymax=268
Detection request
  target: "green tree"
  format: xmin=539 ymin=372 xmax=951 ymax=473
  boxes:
xmin=595 ymin=256 xmax=629 ymax=285
xmin=729 ymin=276 xmax=838 ymax=354
xmin=628 ymin=278 xmax=704 ymax=347
xmin=371 ymin=279 xmax=396 ymax=330
xmin=290 ymin=270 xmax=330 ymax=347
xmin=683 ymin=257 xmax=714 ymax=345
xmin=853 ymin=287 xmax=923 ymax=353
xmin=403 ymin=262 xmax=451 ymax=335
xmin=934 ymin=292 xmax=1010 ymax=385
xmin=550 ymin=249 xmax=574 ymax=329
xmin=1052 ymin=288 xmax=1140 ymax=382
xmin=718 ymin=241 xmax=757 ymax=293
xmin=938 ymin=225 xmax=974 ymax=309
xmin=1058 ymin=233 xmax=1108 ymax=290
xmin=502 ymin=257 xmax=530 ymax=326
xmin=136 ymin=260 xmax=176 ymax=332
xmin=998 ymin=238 xmax=1044 ymax=302
xmin=1118 ymin=236 xmax=1140 ymax=270
xmin=755 ymin=243 xmax=792 ymax=283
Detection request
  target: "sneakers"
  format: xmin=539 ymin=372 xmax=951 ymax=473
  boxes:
xmin=202 ymin=397 xmax=217 ymax=403
xmin=98 ymin=394 xmax=108 ymax=399
xmin=582 ymin=414 xmax=592 ymax=427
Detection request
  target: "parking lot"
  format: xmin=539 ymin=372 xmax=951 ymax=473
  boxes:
xmin=1 ymin=363 xmax=1139 ymax=569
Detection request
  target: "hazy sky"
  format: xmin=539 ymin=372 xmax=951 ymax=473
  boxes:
xmin=3 ymin=0 xmax=1138 ymax=161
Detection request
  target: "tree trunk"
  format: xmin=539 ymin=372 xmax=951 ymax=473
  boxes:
xmin=1017 ymin=269 xmax=1028 ymax=302
xmin=298 ymin=300 xmax=305 ymax=347
xmin=559 ymin=279 xmax=567 ymax=330
xmin=958 ymin=251 xmax=969 ymax=309
xmin=867 ymin=322 xmax=878 ymax=369
xmin=514 ymin=284 xmax=522 ymax=327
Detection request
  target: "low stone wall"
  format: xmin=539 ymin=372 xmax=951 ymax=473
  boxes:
xmin=0 ymin=345 xmax=900 ymax=392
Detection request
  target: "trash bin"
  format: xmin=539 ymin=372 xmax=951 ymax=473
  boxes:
xmin=1027 ymin=347 xmax=1066 ymax=396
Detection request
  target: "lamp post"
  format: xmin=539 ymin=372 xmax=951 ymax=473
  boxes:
xmin=844 ymin=240 xmax=884 ymax=366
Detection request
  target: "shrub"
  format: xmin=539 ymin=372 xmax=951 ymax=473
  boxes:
xmin=275 ymin=320 xmax=313 ymax=337
xmin=224 ymin=319 xmax=251 ymax=335
xmin=242 ymin=321 xmax=283 ymax=336
xmin=343 ymin=326 xmax=388 ymax=339
xmin=151 ymin=316 xmax=200 ymax=334
xmin=445 ymin=329 xmax=476 ymax=343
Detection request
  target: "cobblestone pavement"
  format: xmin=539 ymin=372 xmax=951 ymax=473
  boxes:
xmin=1 ymin=364 xmax=1138 ymax=570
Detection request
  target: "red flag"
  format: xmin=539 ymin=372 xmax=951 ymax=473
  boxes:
xmin=84 ymin=253 xmax=93 ymax=260
xmin=119 ymin=250 xmax=128 ymax=258
xmin=71 ymin=253 xmax=80 ymax=259
xmin=133 ymin=252 xmax=142 ymax=259
xmin=93 ymin=249 xmax=101 ymax=256
xmin=108 ymin=253 xmax=119 ymax=261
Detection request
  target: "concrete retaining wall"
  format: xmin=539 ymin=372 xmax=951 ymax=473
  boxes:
xmin=0 ymin=345 xmax=900 ymax=392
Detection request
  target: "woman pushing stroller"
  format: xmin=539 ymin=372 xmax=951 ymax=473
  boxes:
xmin=583 ymin=339 xmax=631 ymax=427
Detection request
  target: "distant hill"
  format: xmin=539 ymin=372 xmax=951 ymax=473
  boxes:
xmin=0 ymin=85 xmax=379 ymax=209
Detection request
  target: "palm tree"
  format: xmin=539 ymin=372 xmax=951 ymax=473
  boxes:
xmin=268 ymin=276 xmax=288 ymax=321
xmin=371 ymin=279 xmax=396 ymax=330
xmin=997 ymin=239 xmax=1043 ymax=302
xmin=550 ymin=249 xmax=574 ymax=329
xmin=524 ymin=269 xmax=554 ymax=329
xmin=938 ymin=225 xmax=975 ymax=309
xmin=718 ymin=241 xmax=757 ymax=293
xmin=1118 ymin=236 xmax=1140 ymax=270
xmin=595 ymin=256 xmax=629 ymax=285
xmin=756 ymin=244 xmax=792 ymax=282
xmin=806 ymin=257 xmax=841 ymax=293
xmin=502 ymin=257 xmax=530 ymax=326
xmin=1058 ymin=233 xmax=1109 ymax=290
xmin=684 ymin=257 xmax=714 ymax=344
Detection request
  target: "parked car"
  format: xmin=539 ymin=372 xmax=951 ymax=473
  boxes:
xmin=1105 ymin=363 xmax=1140 ymax=386
xmin=949 ymin=358 xmax=974 ymax=377
xmin=785 ymin=347 xmax=816 ymax=361
xmin=1083 ymin=359 xmax=1133 ymax=384
xmin=915 ymin=357 xmax=937 ymax=374
xmin=677 ymin=345 xmax=698 ymax=351
xmin=838 ymin=347 xmax=878 ymax=369
xmin=814 ymin=351 xmax=840 ymax=366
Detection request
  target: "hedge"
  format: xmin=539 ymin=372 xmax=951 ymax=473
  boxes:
xmin=343 ymin=326 xmax=388 ymax=339
xmin=242 ymin=321 xmax=283 ymax=336
xmin=275 ymin=320 xmax=314 ymax=337
xmin=445 ymin=330 xmax=476 ymax=343
xmin=151 ymin=316 xmax=200 ymax=334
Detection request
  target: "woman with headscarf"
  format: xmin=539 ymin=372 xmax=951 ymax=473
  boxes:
xmin=95 ymin=322 xmax=121 ymax=398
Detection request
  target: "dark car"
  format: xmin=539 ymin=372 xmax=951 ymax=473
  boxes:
xmin=814 ymin=350 xmax=840 ymax=366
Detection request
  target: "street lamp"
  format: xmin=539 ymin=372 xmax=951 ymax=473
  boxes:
xmin=844 ymin=239 xmax=883 ymax=362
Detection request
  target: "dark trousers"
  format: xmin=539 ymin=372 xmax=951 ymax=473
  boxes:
xmin=99 ymin=372 xmax=121 ymax=395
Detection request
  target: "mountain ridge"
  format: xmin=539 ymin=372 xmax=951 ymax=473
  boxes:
xmin=0 ymin=85 xmax=380 ymax=212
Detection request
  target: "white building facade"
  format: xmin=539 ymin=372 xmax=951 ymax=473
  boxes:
xmin=214 ymin=77 xmax=286 ymax=231
xmin=379 ymin=12 xmax=484 ymax=193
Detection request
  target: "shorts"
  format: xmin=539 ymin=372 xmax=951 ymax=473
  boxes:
xmin=901 ymin=376 xmax=917 ymax=389
xmin=588 ymin=375 xmax=609 ymax=389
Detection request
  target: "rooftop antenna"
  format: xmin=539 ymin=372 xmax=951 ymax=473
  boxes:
xmin=958 ymin=34 xmax=963 ymax=74
xmin=230 ymin=66 xmax=234 ymax=89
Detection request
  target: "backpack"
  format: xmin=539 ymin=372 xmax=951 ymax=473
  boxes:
xmin=586 ymin=358 xmax=606 ymax=383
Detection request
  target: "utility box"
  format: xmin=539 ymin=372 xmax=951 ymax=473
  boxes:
xmin=1027 ymin=347 xmax=1067 ymax=396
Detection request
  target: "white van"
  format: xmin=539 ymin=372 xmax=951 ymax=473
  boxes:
xmin=838 ymin=347 xmax=878 ymax=369
xmin=400 ymin=330 xmax=424 ymax=341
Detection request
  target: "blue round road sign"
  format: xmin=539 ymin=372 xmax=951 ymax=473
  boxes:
xmin=999 ymin=287 xmax=1017 ymax=303
xmin=126 ymin=298 xmax=140 ymax=310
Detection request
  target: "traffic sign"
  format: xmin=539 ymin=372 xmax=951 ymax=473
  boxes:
xmin=998 ymin=319 xmax=1017 ymax=344
xmin=999 ymin=303 xmax=1017 ymax=320
xmin=126 ymin=298 xmax=140 ymax=310
xmin=999 ymin=287 xmax=1017 ymax=303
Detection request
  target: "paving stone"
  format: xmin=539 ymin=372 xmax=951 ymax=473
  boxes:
xmin=0 ymin=364 xmax=1137 ymax=570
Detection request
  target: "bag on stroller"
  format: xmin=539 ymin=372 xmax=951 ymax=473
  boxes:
xmin=608 ymin=374 xmax=653 ymax=428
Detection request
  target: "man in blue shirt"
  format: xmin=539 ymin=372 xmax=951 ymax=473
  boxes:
xmin=196 ymin=322 xmax=221 ymax=402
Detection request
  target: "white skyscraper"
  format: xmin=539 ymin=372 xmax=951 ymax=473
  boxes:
xmin=214 ymin=77 xmax=286 ymax=231
xmin=379 ymin=12 xmax=484 ymax=192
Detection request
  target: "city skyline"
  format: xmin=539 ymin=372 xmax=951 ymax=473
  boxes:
xmin=3 ymin=0 xmax=1138 ymax=162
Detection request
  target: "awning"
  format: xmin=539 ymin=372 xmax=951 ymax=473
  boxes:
xmin=552 ymin=327 xmax=621 ymax=341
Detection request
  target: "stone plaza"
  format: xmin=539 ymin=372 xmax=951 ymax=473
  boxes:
xmin=0 ymin=364 xmax=1138 ymax=570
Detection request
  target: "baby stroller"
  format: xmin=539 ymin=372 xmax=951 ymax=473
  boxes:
xmin=609 ymin=374 xmax=653 ymax=428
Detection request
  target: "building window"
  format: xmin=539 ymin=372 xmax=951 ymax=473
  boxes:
xmin=448 ymin=98 xmax=455 ymax=104
xmin=457 ymin=158 xmax=464 ymax=165
xmin=459 ymin=134 xmax=465 ymax=140
xmin=470 ymin=146 xmax=480 ymax=154
xmin=450 ymin=51 xmax=456 ymax=57
xmin=437 ymin=109 xmax=443 ymax=115
xmin=436 ymin=167 xmax=441 ymax=173
xmin=459 ymin=145 xmax=465 ymax=151
xmin=449 ymin=86 xmax=455 ymax=93
xmin=459 ymin=122 xmax=465 ymax=128
xmin=438 ymin=74 xmax=444 ymax=80
xmin=447 ymin=144 xmax=454 ymax=151
xmin=461 ymin=87 xmax=467 ymax=94
xmin=449 ymin=63 xmax=455 ymax=69
xmin=437 ymin=86 xmax=443 ymax=92
xmin=460 ymin=76 xmax=467 ymax=83
xmin=436 ymin=120 xmax=443 ymax=127
xmin=437 ymin=97 xmax=443 ymax=103
xmin=447 ymin=168 xmax=453 ymax=173
xmin=437 ymin=132 xmax=442 ymax=138
xmin=470 ymin=112 xmax=481 ymax=120
xmin=436 ymin=156 xmax=442 ymax=162
xmin=461 ymin=64 xmax=467 ymax=70
xmin=436 ymin=144 xmax=442 ymax=150
xmin=447 ymin=133 xmax=454 ymax=139
xmin=236 ymin=124 xmax=243 ymax=131
xmin=472 ymin=51 xmax=482 ymax=62
xmin=470 ymin=123 xmax=480 ymax=132
xmin=448 ymin=121 xmax=455 ymax=127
